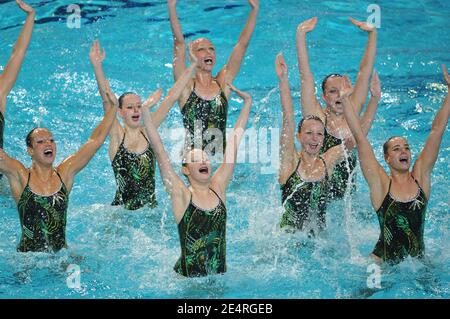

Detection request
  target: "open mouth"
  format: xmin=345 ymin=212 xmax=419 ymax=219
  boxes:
xmin=132 ymin=115 xmax=140 ymax=121
xmin=309 ymin=144 xmax=319 ymax=151
xmin=43 ymin=149 xmax=53 ymax=158
xmin=199 ymin=166 xmax=209 ymax=174
xmin=399 ymin=155 xmax=409 ymax=164
xmin=204 ymin=58 xmax=213 ymax=65
xmin=335 ymin=101 xmax=342 ymax=106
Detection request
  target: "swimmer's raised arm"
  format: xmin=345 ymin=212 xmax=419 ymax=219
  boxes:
xmin=216 ymin=0 xmax=259 ymax=89
xmin=151 ymin=45 xmax=198 ymax=127
xmin=275 ymin=53 xmax=297 ymax=185
xmin=360 ymin=70 xmax=381 ymax=134
xmin=142 ymin=100 xmax=189 ymax=220
xmin=57 ymin=94 xmax=118 ymax=192
xmin=168 ymin=0 xmax=187 ymax=81
xmin=0 ymin=0 xmax=35 ymax=114
xmin=89 ymin=40 xmax=122 ymax=151
xmin=349 ymin=17 xmax=377 ymax=114
xmin=413 ymin=64 xmax=450 ymax=197
xmin=296 ymin=17 xmax=324 ymax=121
xmin=213 ymin=84 xmax=252 ymax=194
xmin=342 ymin=76 xmax=388 ymax=209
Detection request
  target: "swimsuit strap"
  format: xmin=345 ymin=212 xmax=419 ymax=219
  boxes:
xmin=410 ymin=174 xmax=421 ymax=189
xmin=55 ymin=170 xmax=65 ymax=186
xmin=387 ymin=178 xmax=392 ymax=193
xmin=140 ymin=130 xmax=150 ymax=143
xmin=26 ymin=170 xmax=31 ymax=186
xmin=294 ymin=156 xmax=302 ymax=172
xmin=120 ymin=132 xmax=126 ymax=145
xmin=318 ymin=156 xmax=329 ymax=180
xmin=209 ymin=188 xmax=223 ymax=204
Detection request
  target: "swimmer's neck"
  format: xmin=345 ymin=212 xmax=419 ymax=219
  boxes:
xmin=390 ymin=169 xmax=413 ymax=184
xmin=189 ymin=181 xmax=211 ymax=194
xmin=124 ymin=125 xmax=144 ymax=138
xmin=30 ymin=163 xmax=54 ymax=181
xmin=195 ymin=70 xmax=215 ymax=87
xmin=325 ymin=107 xmax=345 ymax=121
xmin=300 ymin=151 xmax=321 ymax=166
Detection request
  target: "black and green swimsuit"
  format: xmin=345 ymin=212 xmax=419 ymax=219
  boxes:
xmin=320 ymin=115 xmax=357 ymax=199
xmin=372 ymin=178 xmax=428 ymax=264
xmin=181 ymin=80 xmax=228 ymax=152
xmin=174 ymin=188 xmax=227 ymax=277
xmin=111 ymin=132 xmax=157 ymax=210
xmin=280 ymin=157 xmax=330 ymax=233
xmin=17 ymin=171 xmax=69 ymax=253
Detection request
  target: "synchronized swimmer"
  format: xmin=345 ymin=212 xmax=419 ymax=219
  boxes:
xmin=0 ymin=0 xmax=448 ymax=277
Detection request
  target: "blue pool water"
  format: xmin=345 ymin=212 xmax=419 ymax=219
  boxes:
xmin=0 ymin=0 xmax=449 ymax=298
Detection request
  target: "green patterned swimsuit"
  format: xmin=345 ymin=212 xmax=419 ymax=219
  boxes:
xmin=181 ymin=80 xmax=228 ymax=152
xmin=372 ymin=178 xmax=427 ymax=264
xmin=174 ymin=188 xmax=227 ymax=277
xmin=320 ymin=116 xmax=357 ymax=199
xmin=0 ymin=111 xmax=4 ymax=179
xmin=280 ymin=157 xmax=330 ymax=233
xmin=17 ymin=171 xmax=69 ymax=253
xmin=111 ymin=132 xmax=157 ymax=210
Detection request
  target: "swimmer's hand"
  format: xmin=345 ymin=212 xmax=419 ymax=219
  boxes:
xmin=248 ymin=0 xmax=259 ymax=10
xmin=16 ymin=0 xmax=34 ymax=15
xmin=89 ymin=40 xmax=106 ymax=68
xmin=339 ymin=75 xmax=354 ymax=99
xmin=275 ymin=53 xmax=288 ymax=80
xmin=370 ymin=70 xmax=381 ymax=99
xmin=143 ymin=89 xmax=163 ymax=109
xmin=188 ymin=42 xmax=198 ymax=66
xmin=167 ymin=0 xmax=177 ymax=7
xmin=227 ymin=83 xmax=252 ymax=104
xmin=349 ymin=17 xmax=375 ymax=33
xmin=442 ymin=64 xmax=450 ymax=88
xmin=297 ymin=17 xmax=317 ymax=35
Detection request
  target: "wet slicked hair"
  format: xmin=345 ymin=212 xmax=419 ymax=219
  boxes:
xmin=118 ymin=92 xmax=137 ymax=109
xmin=383 ymin=136 xmax=404 ymax=154
xmin=25 ymin=127 xmax=40 ymax=147
xmin=297 ymin=115 xmax=324 ymax=133
xmin=321 ymin=73 xmax=343 ymax=92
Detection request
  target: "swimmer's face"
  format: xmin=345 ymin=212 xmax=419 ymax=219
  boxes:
xmin=322 ymin=76 xmax=345 ymax=114
xmin=182 ymin=149 xmax=212 ymax=183
xmin=119 ymin=94 xmax=143 ymax=128
xmin=297 ymin=119 xmax=325 ymax=155
xmin=192 ymin=38 xmax=216 ymax=72
xmin=384 ymin=137 xmax=412 ymax=172
xmin=27 ymin=128 xmax=56 ymax=165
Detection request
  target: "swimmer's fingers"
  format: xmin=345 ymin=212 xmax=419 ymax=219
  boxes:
xmin=275 ymin=52 xmax=288 ymax=79
xmin=370 ymin=70 xmax=381 ymax=99
xmin=349 ymin=17 xmax=375 ymax=32
xmin=248 ymin=0 xmax=259 ymax=10
xmin=167 ymin=0 xmax=177 ymax=7
xmin=442 ymin=64 xmax=450 ymax=87
xmin=297 ymin=17 xmax=317 ymax=34
xmin=340 ymin=75 xmax=354 ymax=98
xmin=143 ymin=88 xmax=163 ymax=109
xmin=227 ymin=83 xmax=252 ymax=102
xmin=16 ymin=0 xmax=34 ymax=14
xmin=90 ymin=40 xmax=105 ymax=66
xmin=188 ymin=42 xmax=198 ymax=65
